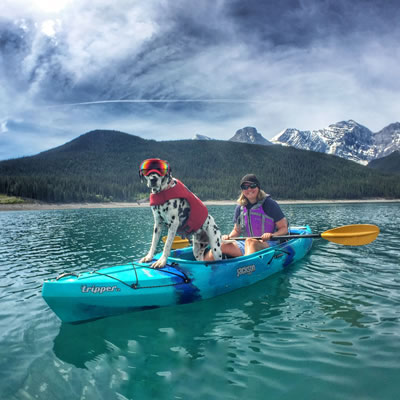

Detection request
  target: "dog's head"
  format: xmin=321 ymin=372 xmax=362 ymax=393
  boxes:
xmin=139 ymin=158 xmax=172 ymax=193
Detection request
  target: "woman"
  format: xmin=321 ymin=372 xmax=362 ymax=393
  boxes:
xmin=205 ymin=174 xmax=288 ymax=260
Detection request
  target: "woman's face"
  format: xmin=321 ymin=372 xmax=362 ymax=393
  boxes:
xmin=241 ymin=183 xmax=259 ymax=203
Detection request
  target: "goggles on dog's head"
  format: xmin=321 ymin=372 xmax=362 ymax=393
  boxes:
xmin=139 ymin=158 xmax=170 ymax=177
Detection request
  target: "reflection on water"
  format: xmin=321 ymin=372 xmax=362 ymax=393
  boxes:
xmin=0 ymin=203 xmax=399 ymax=400
xmin=53 ymin=272 xmax=291 ymax=368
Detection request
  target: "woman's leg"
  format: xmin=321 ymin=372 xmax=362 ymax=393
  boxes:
xmin=244 ymin=238 xmax=270 ymax=255
xmin=203 ymin=241 xmax=243 ymax=261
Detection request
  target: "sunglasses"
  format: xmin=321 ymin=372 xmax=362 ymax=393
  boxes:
xmin=241 ymin=183 xmax=258 ymax=190
xmin=139 ymin=158 xmax=170 ymax=177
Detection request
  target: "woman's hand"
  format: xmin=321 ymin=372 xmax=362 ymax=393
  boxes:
xmin=261 ymin=232 xmax=273 ymax=241
xmin=261 ymin=218 xmax=288 ymax=241
xmin=223 ymin=225 xmax=241 ymax=241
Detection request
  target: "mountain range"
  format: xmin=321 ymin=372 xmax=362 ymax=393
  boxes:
xmin=1 ymin=129 xmax=400 ymax=203
xmin=193 ymin=127 xmax=271 ymax=145
xmin=193 ymin=120 xmax=400 ymax=166
xmin=272 ymin=120 xmax=400 ymax=165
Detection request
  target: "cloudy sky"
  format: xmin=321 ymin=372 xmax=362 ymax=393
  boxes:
xmin=1 ymin=0 xmax=399 ymax=160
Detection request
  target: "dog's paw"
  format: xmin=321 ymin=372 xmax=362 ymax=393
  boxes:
xmin=150 ymin=256 xmax=167 ymax=269
xmin=139 ymin=255 xmax=153 ymax=263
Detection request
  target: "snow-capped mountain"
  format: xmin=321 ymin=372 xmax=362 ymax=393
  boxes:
xmin=272 ymin=120 xmax=400 ymax=165
xmin=229 ymin=127 xmax=272 ymax=145
xmin=191 ymin=121 xmax=399 ymax=165
xmin=373 ymin=123 xmax=400 ymax=159
xmin=192 ymin=134 xmax=216 ymax=140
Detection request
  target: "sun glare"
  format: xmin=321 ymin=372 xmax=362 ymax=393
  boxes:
xmin=32 ymin=0 xmax=71 ymax=13
xmin=41 ymin=20 xmax=58 ymax=36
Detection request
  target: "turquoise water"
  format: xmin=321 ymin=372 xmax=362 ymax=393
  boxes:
xmin=0 ymin=203 xmax=399 ymax=400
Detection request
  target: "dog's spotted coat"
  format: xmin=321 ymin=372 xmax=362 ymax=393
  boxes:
xmin=140 ymin=173 xmax=223 ymax=268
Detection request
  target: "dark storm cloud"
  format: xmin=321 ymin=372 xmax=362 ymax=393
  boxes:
xmin=229 ymin=0 xmax=400 ymax=47
xmin=1 ymin=0 xmax=400 ymax=160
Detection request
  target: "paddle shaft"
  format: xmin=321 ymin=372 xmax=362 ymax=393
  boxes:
xmin=233 ymin=234 xmax=321 ymax=241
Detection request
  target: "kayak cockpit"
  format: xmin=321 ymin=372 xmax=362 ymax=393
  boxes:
xmin=167 ymin=226 xmax=311 ymax=263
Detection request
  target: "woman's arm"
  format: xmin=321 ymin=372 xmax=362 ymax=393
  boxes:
xmin=274 ymin=217 xmax=288 ymax=236
xmin=222 ymin=224 xmax=241 ymax=240
xmin=260 ymin=217 xmax=288 ymax=241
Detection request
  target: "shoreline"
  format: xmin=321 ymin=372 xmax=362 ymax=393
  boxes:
xmin=0 ymin=198 xmax=399 ymax=211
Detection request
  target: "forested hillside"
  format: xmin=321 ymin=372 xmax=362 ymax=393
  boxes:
xmin=1 ymin=130 xmax=400 ymax=203
xmin=368 ymin=151 xmax=400 ymax=175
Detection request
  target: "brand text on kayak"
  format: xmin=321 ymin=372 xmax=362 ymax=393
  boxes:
xmin=237 ymin=264 xmax=256 ymax=277
xmin=81 ymin=285 xmax=121 ymax=294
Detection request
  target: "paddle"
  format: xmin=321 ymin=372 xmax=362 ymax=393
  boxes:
xmin=161 ymin=235 xmax=192 ymax=249
xmin=234 ymin=224 xmax=380 ymax=246
xmin=165 ymin=224 xmax=379 ymax=249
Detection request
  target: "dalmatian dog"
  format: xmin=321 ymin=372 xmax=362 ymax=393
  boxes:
xmin=139 ymin=158 xmax=223 ymax=268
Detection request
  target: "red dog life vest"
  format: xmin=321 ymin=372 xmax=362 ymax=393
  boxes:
xmin=149 ymin=179 xmax=208 ymax=234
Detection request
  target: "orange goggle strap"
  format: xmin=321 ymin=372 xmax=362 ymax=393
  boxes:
xmin=139 ymin=158 xmax=170 ymax=176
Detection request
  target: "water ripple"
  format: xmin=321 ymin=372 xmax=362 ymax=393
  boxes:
xmin=1 ymin=204 xmax=400 ymax=400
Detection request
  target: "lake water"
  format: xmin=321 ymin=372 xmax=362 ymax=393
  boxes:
xmin=0 ymin=203 xmax=399 ymax=400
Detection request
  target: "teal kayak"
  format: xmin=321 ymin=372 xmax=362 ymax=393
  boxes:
xmin=42 ymin=226 xmax=313 ymax=323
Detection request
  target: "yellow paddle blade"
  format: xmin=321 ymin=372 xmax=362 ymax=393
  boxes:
xmin=162 ymin=235 xmax=191 ymax=249
xmin=321 ymin=224 xmax=379 ymax=246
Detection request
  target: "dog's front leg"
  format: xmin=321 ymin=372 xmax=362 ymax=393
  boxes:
xmin=193 ymin=233 xmax=208 ymax=261
xmin=151 ymin=218 xmax=179 ymax=269
xmin=140 ymin=213 xmax=162 ymax=264
xmin=204 ymin=215 xmax=223 ymax=261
